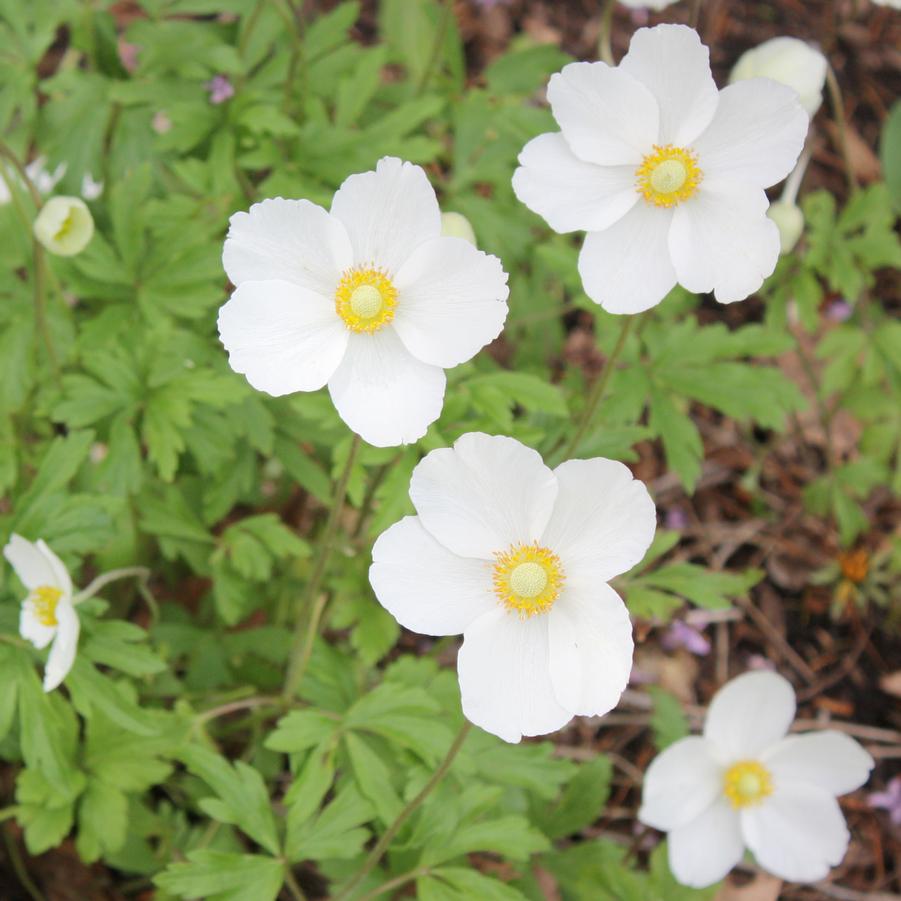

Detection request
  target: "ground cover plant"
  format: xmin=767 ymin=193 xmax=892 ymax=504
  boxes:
xmin=0 ymin=0 xmax=899 ymax=899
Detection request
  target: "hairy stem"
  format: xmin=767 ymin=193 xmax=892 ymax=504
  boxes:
xmin=282 ymin=434 xmax=362 ymax=699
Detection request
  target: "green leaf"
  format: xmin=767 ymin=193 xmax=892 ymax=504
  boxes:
xmin=285 ymin=782 xmax=373 ymax=863
xmin=155 ymin=851 xmax=285 ymax=901
xmin=418 ymin=867 xmax=529 ymax=901
xmin=535 ymin=755 xmax=612 ymax=840
xmin=265 ymin=709 xmax=340 ymax=753
xmin=648 ymin=686 xmax=690 ymax=751
xmin=344 ymin=730 xmax=403 ymax=824
xmin=179 ymin=745 xmax=280 ymax=855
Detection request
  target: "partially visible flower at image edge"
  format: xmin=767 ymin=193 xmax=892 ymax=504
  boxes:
xmin=868 ymin=776 xmax=901 ymax=826
xmin=369 ymin=432 xmax=656 ymax=743
xmin=638 ymin=670 xmax=874 ymax=887
xmin=3 ymin=534 xmax=80 ymax=692
xmin=512 ymin=24 xmax=809 ymax=314
xmin=218 ymin=157 xmax=509 ymax=447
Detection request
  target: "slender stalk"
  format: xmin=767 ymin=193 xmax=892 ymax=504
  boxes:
xmin=0 ymin=142 xmax=61 ymax=379
xmin=73 ymin=566 xmax=151 ymax=604
xmin=597 ymin=0 xmax=615 ymax=65
xmin=283 ymin=866 xmax=307 ymax=901
xmin=781 ymin=145 xmax=811 ymax=206
xmin=557 ymin=314 xmax=637 ymax=462
xmin=282 ymin=434 xmax=362 ymax=699
xmin=335 ymin=721 xmax=473 ymax=901
xmin=825 ymin=64 xmax=858 ymax=195
xmin=1 ymin=825 xmax=45 ymax=901
xmin=356 ymin=867 xmax=431 ymax=901
xmin=194 ymin=695 xmax=282 ymax=727
xmin=415 ymin=0 xmax=454 ymax=96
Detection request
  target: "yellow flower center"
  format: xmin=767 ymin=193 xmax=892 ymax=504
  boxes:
xmin=32 ymin=585 xmax=62 ymax=627
xmin=723 ymin=760 xmax=773 ymax=809
xmin=335 ymin=266 xmax=398 ymax=333
xmin=636 ymin=144 xmax=702 ymax=208
xmin=492 ymin=542 xmax=564 ymax=618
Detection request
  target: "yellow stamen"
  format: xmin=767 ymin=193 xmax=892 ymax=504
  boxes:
xmin=335 ymin=266 xmax=397 ymax=333
xmin=636 ymin=144 xmax=702 ymax=208
xmin=492 ymin=542 xmax=564 ymax=618
xmin=31 ymin=585 xmax=62 ymax=627
xmin=723 ymin=760 xmax=773 ymax=809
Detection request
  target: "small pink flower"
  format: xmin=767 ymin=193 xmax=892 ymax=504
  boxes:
xmin=662 ymin=620 xmax=710 ymax=656
xmin=118 ymin=40 xmax=140 ymax=73
xmin=665 ymin=507 xmax=688 ymax=530
xmin=152 ymin=111 xmax=172 ymax=134
xmin=826 ymin=300 xmax=853 ymax=322
xmin=869 ymin=776 xmax=901 ymax=826
xmin=206 ymin=75 xmax=235 ymax=105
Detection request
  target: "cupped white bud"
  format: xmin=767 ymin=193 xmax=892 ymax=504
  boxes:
xmin=33 ymin=196 xmax=94 ymax=257
xmin=767 ymin=200 xmax=804 ymax=254
xmin=440 ymin=211 xmax=477 ymax=246
xmin=730 ymin=37 xmax=827 ymax=117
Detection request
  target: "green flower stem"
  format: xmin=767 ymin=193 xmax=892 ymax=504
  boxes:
xmin=336 ymin=720 xmax=473 ymax=901
xmin=556 ymin=313 xmax=637 ymax=463
xmin=283 ymin=867 xmax=307 ymax=901
xmin=825 ymin=64 xmax=858 ymax=195
xmin=356 ymin=866 xmax=431 ymax=901
xmin=415 ymin=0 xmax=454 ymax=96
xmin=73 ymin=566 xmax=150 ymax=605
xmin=193 ymin=695 xmax=283 ymax=728
xmin=282 ymin=433 xmax=362 ymax=700
xmin=598 ymin=0 xmax=615 ymax=66
xmin=0 ymin=142 xmax=61 ymax=379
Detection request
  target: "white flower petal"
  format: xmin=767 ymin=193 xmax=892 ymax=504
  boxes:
xmin=547 ymin=62 xmax=660 ymax=166
xmin=218 ymin=280 xmax=350 ymax=396
xmin=331 ymin=157 xmax=441 ymax=274
xmin=370 ymin=516 xmax=494 ymax=636
xmin=20 ymin=604 xmax=56 ymax=650
xmin=512 ymin=133 xmax=638 ymax=233
xmin=327 ymin=327 xmax=445 ymax=447
xmin=4 ymin=534 xmax=62 ymax=591
xmin=547 ymin=583 xmax=633 ymax=717
xmin=578 ymin=203 xmax=676 ymax=313
xmin=43 ymin=601 xmax=80 ymax=692
xmin=639 ymin=736 xmax=723 ymax=831
xmin=541 ymin=458 xmax=656 ymax=581
xmin=222 ymin=198 xmax=352 ymax=294
xmin=37 ymin=540 xmax=73 ymax=599
xmin=704 ymin=671 xmax=796 ymax=763
xmin=668 ymin=798 xmax=745 ymax=889
xmin=458 ymin=607 xmax=571 ymax=743
xmin=392 ymin=236 xmax=509 ymax=369
xmin=620 ymin=24 xmax=719 ymax=146
xmin=695 ymin=79 xmax=809 ymax=188
xmin=669 ymin=179 xmax=780 ymax=304
xmin=409 ymin=433 xmax=558 ymax=560
xmin=741 ymin=783 xmax=850 ymax=883
xmin=762 ymin=731 xmax=875 ymax=797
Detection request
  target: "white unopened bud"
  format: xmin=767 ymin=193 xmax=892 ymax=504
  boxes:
xmin=768 ymin=201 xmax=804 ymax=254
xmin=440 ymin=211 xmax=477 ymax=246
xmin=33 ymin=196 xmax=94 ymax=257
xmin=730 ymin=37 xmax=827 ymax=117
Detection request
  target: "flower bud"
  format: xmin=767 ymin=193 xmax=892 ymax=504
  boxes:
xmin=33 ymin=196 xmax=94 ymax=257
xmin=767 ymin=200 xmax=804 ymax=254
xmin=730 ymin=37 xmax=827 ymax=117
xmin=440 ymin=211 xmax=477 ymax=246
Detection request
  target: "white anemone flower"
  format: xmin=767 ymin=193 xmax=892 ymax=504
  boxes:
xmin=370 ymin=432 xmax=656 ymax=743
xmin=218 ymin=157 xmax=509 ymax=447
xmin=3 ymin=534 xmax=80 ymax=692
xmin=730 ymin=37 xmax=828 ymax=118
xmin=512 ymin=24 xmax=809 ymax=313
xmin=639 ymin=671 xmax=874 ymax=888
xmin=34 ymin=196 xmax=95 ymax=257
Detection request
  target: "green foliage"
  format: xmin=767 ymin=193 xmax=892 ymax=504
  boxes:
xmin=0 ymin=1 xmax=897 ymax=898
